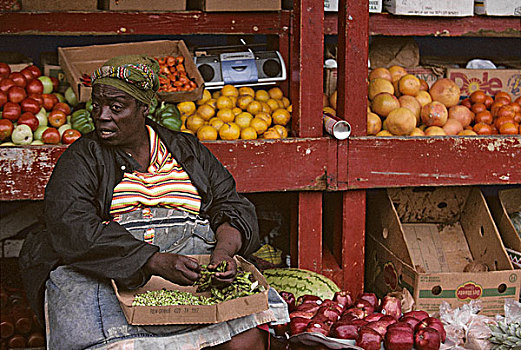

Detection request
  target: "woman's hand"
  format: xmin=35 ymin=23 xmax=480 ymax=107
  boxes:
xmin=208 ymin=222 xmax=243 ymax=285
xmin=209 ymin=248 xmax=237 ymax=285
xmin=144 ymin=252 xmax=200 ymax=285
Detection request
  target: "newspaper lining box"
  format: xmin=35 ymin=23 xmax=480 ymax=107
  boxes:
xmin=384 ymin=0 xmax=474 ymax=16
xmin=365 ymin=187 xmax=520 ymax=316
xmin=58 ymin=40 xmax=204 ymax=103
xmin=112 ymin=255 xmax=270 ymax=325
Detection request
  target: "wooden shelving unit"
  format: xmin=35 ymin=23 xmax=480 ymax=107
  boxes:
xmin=1 ymin=2 xmax=520 ymax=297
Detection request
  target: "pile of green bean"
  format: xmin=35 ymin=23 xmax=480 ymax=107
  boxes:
xmin=132 ymin=261 xmax=265 ymax=306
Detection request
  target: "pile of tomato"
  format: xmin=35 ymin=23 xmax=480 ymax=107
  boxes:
xmin=155 ymin=55 xmax=197 ymax=93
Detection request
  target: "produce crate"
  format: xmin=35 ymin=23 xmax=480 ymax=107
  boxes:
xmin=365 ymin=186 xmax=521 ymax=316
xmin=21 ymin=0 xmax=98 ymax=11
xmin=58 ymin=40 xmax=204 ymax=103
xmin=383 ymin=0 xmax=474 ymax=16
xmin=474 ymin=0 xmax=521 ymax=16
xmin=324 ymin=0 xmax=382 ymax=13
xmin=446 ymin=68 xmax=521 ymax=100
xmin=488 ymin=188 xmax=521 ymax=269
xmin=112 ymin=255 xmax=269 ymax=325
xmin=187 ymin=0 xmax=281 ymax=11
xmin=100 ymin=0 xmax=186 ymax=11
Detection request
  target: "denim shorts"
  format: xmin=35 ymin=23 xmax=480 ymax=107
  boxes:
xmin=45 ymin=208 xmax=289 ymax=349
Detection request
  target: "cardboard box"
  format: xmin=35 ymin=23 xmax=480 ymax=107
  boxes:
xmin=488 ymin=188 xmax=521 ymax=269
xmin=446 ymin=68 xmax=521 ymax=100
xmin=58 ymin=40 xmax=204 ymax=103
xmin=187 ymin=0 xmax=281 ymax=11
xmin=325 ymin=0 xmax=382 ymax=13
xmin=407 ymin=66 xmax=445 ymax=88
xmin=112 ymin=255 xmax=270 ymax=325
xmin=384 ymin=0 xmax=474 ymax=16
xmin=101 ymin=0 xmax=185 ymax=11
xmin=474 ymin=0 xmax=521 ymax=16
xmin=21 ymin=0 xmax=98 ymax=11
xmin=365 ymin=187 xmax=521 ymax=316
xmin=44 ymin=64 xmax=69 ymax=94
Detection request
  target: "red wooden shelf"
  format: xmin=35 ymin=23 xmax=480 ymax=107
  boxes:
xmin=325 ymin=12 xmax=521 ymax=37
xmin=346 ymin=136 xmax=521 ymax=189
xmin=0 ymin=137 xmax=337 ymax=201
xmin=0 ymin=11 xmax=291 ymax=35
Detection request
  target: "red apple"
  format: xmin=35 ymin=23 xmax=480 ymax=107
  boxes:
xmin=2 ymin=102 xmax=22 ymax=121
xmin=316 ymin=305 xmax=342 ymax=323
xmin=280 ymin=291 xmax=296 ymax=312
xmin=388 ymin=322 xmax=415 ymax=333
xmin=272 ymin=322 xmax=288 ymax=337
xmin=333 ymin=290 xmax=354 ymax=309
xmin=289 ymin=317 xmax=311 ymax=335
xmin=0 ymin=78 xmax=15 ymax=92
xmin=415 ymin=317 xmax=446 ymax=342
xmin=342 ymin=307 xmax=366 ymax=320
xmin=0 ymin=62 xmax=11 ymax=78
xmin=364 ymin=315 xmax=397 ymax=338
xmin=356 ymin=326 xmax=382 ymax=350
xmin=380 ymin=295 xmax=402 ymax=320
xmin=41 ymin=127 xmax=60 ymax=144
xmin=385 ymin=325 xmax=414 ymax=350
xmin=414 ymin=327 xmax=441 ymax=350
xmin=330 ymin=320 xmax=362 ymax=340
xmin=8 ymin=72 xmax=27 ymax=88
xmin=25 ymin=65 xmax=41 ymax=79
xmin=297 ymin=294 xmax=322 ymax=306
xmin=296 ymin=302 xmax=321 ymax=315
xmin=357 ymin=292 xmax=379 ymax=310
xmin=0 ymin=119 xmax=14 ymax=141
xmin=21 ymin=97 xmax=41 ymax=114
xmin=402 ymin=310 xmax=429 ymax=322
xmin=0 ymin=90 xmax=7 ymax=108
xmin=399 ymin=316 xmax=421 ymax=331
xmin=50 ymin=76 xmax=59 ymax=92
xmin=354 ymin=298 xmax=375 ymax=316
xmin=19 ymin=67 xmax=35 ymax=81
xmin=25 ymin=79 xmax=44 ymax=95
xmin=29 ymin=94 xmax=44 ymax=106
xmin=42 ymin=93 xmax=58 ymax=111
xmin=289 ymin=310 xmax=315 ymax=320
xmin=61 ymin=129 xmax=81 ymax=145
xmin=7 ymin=85 xmax=26 ymax=103
xmin=312 ymin=313 xmax=334 ymax=327
xmin=320 ymin=299 xmax=343 ymax=314
xmin=52 ymin=102 xmax=71 ymax=116
xmin=18 ymin=112 xmax=39 ymax=132
xmin=364 ymin=313 xmax=384 ymax=322
xmin=305 ymin=321 xmax=330 ymax=336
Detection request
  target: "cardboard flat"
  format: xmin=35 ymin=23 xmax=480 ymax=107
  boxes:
xmin=58 ymin=40 xmax=204 ymax=103
xmin=21 ymin=0 xmax=98 ymax=11
xmin=187 ymin=0 xmax=281 ymax=11
xmin=102 ymin=0 xmax=186 ymax=11
xmin=113 ymin=255 xmax=270 ymax=325
xmin=474 ymin=0 xmax=521 ymax=16
xmin=384 ymin=0 xmax=474 ymax=16
xmin=447 ymin=68 xmax=521 ymax=101
xmin=365 ymin=187 xmax=521 ymax=316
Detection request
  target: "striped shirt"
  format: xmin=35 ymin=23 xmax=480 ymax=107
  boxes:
xmin=110 ymin=126 xmax=201 ymax=217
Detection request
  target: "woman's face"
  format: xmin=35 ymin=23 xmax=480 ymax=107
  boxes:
xmin=91 ymin=84 xmax=148 ymax=148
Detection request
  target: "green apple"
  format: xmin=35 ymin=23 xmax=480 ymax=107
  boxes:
xmin=36 ymin=108 xmax=48 ymax=127
xmin=11 ymin=124 xmax=33 ymax=145
xmin=58 ymin=123 xmax=72 ymax=138
xmin=54 ymin=92 xmax=65 ymax=103
xmin=38 ymin=76 xmax=53 ymax=94
xmin=64 ymin=86 xmax=78 ymax=107
xmin=34 ymin=125 xmax=49 ymax=141
xmin=31 ymin=139 xmax=44 ymax=145
xmin=0 ymin=142 xmax=16 ymax=147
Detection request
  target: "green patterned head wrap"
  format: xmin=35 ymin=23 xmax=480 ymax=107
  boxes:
xmin=91 ymin=55 xmax=160 ymax=105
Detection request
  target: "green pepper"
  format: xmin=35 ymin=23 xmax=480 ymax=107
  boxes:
xmin=148 ymin=96 xmax=158 ymax=116
xmin=71 ymin=108 xmax=95 ymax=134
xmin=155 ymin=101 xmax=182 ymax=132
xmin=85 ymin=99 xmax=93 ymax=113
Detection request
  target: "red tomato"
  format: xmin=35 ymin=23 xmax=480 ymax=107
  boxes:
xmin=7 ymin=85 xmax=27 ymax=104
xmin=42 ymin=93 xmax=58 ymax=111
xmin=0 ymin=78 xmax=15 ymax=93
xmin=25 ymin=65 xmax=41 ymax=79
xmin=48 ymin=109 xmax=67 ymax=128
xmin=52 ymin=102 xmax=71 ymax=116
xmin=19 ymin=68 xmax=34 ymax=82
xmin=61 ymin=129 xmax=82 ymax=144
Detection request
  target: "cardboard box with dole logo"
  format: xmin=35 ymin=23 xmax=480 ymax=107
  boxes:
xmin=447 ymin=68 xmax=521 ymax=100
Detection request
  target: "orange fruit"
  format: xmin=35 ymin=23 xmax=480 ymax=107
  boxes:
xmin=415 ymin=91 xmax=432 ymax=107
xmin=495 ymin=91 xmax=511 ymax=104
xmin=216 ymin=108 xmax=235 ymax=123
xmin=250 ymin=117 xmax=269 ymax=135
xmin=211 ymin=90 xmax=221 ymax=99
xmin=216 ymin=96 xmax=234 ymax=110
xmin=371 ymin=92 xmax=400 ymax=118
xmin=219 ymin=122 xmax=240 ymax=140
xmin=388 ymin=65 xmax=408 ymax=83
xmin=255 ymin=89 xmax=270 ymax=102
xmin=177 ymin=101 xmax=196 ymax=115
xmin=240 ymin=126 xmax=257 ymax=140
xmin=369 ymin=67 xmax=392 ymax=82
xmin=368 ymin=78 xmax=394 ymax=100
xmin=221 ymin=85 xmax=239 ymax=98
xmin=272 ymin=108 xmax=291 ymax=126
xmin=238 ymin=86 xmax=255 ymax=97
xmin=263 ymin=127 xmax=282 ymax=139
xmin=232 ymin=107 xmax=242 ymax=116
xmin=272 ymin=125 xmax=288 ymax=138
xmin=208 ymin=117 xmax=224 ymax=131
xmin=246 ymin=100 xmax=263 ymax=115
xmin=256 ymin=112 xmax=272 ymax=126
xmin=398 ymin=74 xmax=421 ymax=96
xmin=234 ymin=112 xmax=253 ymax=129
xmin=469 ymin=90 xmax=486 ymax=104
xmin=197 ymin=125 xmax=218 ymax=141
xmin=281 ymin=97 xmax=291 ymax=108
xmin=196 ymin=104 xmax=216 ymax=120
xmin=236 ymin=95 xmax=254 ymax=110
xmin=260 ymin=101 xmax=271 ymax=114
xmin=266 ymin=98 xmax=281 ymax=112
xmin=196 ymin=89 xmax=211 ymax=105
xmin=268 ymin=87 xmax=284 ymax=100
xmin=186 ymin=114 xmax=205 ymax=133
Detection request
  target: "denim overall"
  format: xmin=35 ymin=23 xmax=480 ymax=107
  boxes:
xmin=45 ymin=208 xmax=288 ymax=350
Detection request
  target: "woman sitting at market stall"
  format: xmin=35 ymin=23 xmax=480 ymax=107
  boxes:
xmin=19 ymin=55 xmax=287 ymax=350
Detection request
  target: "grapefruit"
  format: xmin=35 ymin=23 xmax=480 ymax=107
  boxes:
xmin=197 ymin=125 xmax=218 ymax=141
xmin=369 ymin=67 xmax=392 ymax=82
xmin=421 ymin=101 xmax=448 ymax=127
xmin=430 ymin=78 xmax=461 ymax=108
xmin=385 ymin=107 xmax=416 ymax=136
xmin=368 ymin=78 xmax=394 ymax=100
xmin=371 ymin=92 xmax=400 ymax=118
xmin=219 ymin=122 xmax=240 ymax=140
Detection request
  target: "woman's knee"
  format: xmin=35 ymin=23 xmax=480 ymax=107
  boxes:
xmin=208 ymin=327 xmax=268 ymax=350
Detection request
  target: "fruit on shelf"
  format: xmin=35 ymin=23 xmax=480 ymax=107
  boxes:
xmin=11 ymin=124 xmax=33 ymax=145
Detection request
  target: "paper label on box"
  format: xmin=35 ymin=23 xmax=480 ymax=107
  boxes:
xmin=384 ymin=0 xmax=474 ymax=16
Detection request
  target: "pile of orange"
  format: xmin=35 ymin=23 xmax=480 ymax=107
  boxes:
xmin=177 ymin=85 xmax=292 ymax=141
xmin=462 ymin=90 xmax=521 ymax=135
